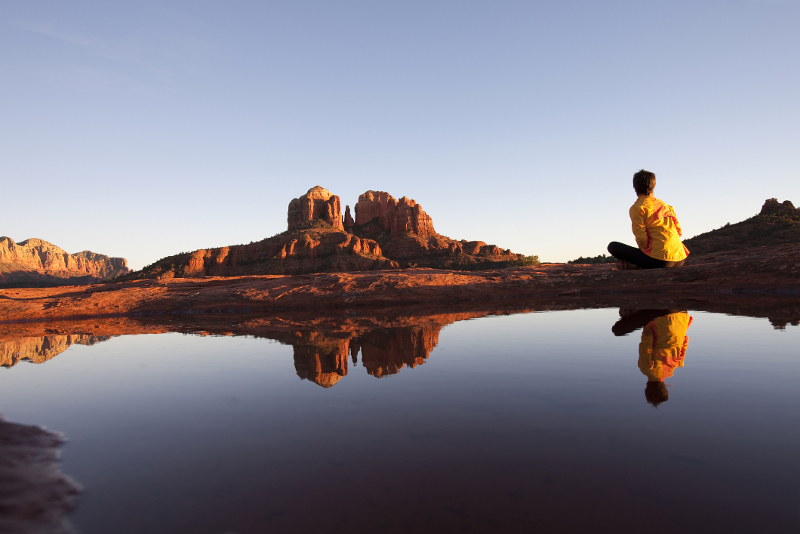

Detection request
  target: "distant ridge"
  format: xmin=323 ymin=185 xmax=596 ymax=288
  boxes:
xmin=0 ymin=236 xmax=129 ymax=287
xmin=683 ymin=198 xmax=800 ymax=255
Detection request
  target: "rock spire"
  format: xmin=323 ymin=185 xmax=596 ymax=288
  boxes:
xmin=287 ymin=186 xmax=344 ymax=230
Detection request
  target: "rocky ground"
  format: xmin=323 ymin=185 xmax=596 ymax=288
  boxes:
xmin=0 ymin=415 xmax=80 ymax=534
xmin=1 ymin=243 xmax=797 ymax=325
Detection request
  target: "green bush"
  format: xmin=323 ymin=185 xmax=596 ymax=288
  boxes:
xmin=568 ymin=254 xmax=616 ymax=264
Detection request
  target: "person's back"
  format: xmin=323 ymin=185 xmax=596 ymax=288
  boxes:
xmin=608 ymin=169 xmax=689 ymax=269
xmin=630 ymin=195 xmax=688 ymax=262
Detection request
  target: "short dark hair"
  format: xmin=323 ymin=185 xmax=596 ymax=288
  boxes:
xmin=633 ymin=170 xmax=656 ymax=196
xmin=644 ymin=381 xmax=669 ymax=407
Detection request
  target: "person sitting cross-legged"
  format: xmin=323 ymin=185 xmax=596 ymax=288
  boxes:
xmin=608 ymin=169 xmax=689 ymax=269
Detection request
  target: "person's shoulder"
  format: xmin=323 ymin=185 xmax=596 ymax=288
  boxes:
xmin=631 ymin=195 xmax=648 ymax=210
xmin=653 ymin=196 xmax=677 ymax=211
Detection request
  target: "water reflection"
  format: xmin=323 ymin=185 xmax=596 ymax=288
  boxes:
xmin=2 ymin=304 xmax=800 ymax=533
xmin=289 ymin=332 xmax=350 ymax=388
xmin=282 ymin=326 xmax=439 ymax=387
xmin=0 ymin=334 xmax=112 ymax=368
xmin=612 ymin=309 xmax=692 ymax=406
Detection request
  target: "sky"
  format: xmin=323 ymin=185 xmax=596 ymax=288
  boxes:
xmin=1 ymin=0 xmax=798 ymax=269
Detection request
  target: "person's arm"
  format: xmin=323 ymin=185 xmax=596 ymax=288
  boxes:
xmin=669 ymin=204 xmax=683 ymax=237
xmin=630 ymin=205 xmax=648 ymax=250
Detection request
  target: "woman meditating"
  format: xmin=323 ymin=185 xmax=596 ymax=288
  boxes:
xmin=608 ymin=169 xmax=689 ymax=269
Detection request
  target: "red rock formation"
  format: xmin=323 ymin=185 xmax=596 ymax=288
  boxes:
xmin=135 ymin=222 xmax=395 ymax=279
xmin=350 ymin=190 xmax=520 ymax=268
xmin=291 ymin=332 xmax=350 ymax=388
xmin=356 ymin=326 xmax=440 ymax=378
xmin=343 ymin=205 xmax=355 ymax=231
xmin=354 ymin=191 xmax=436 ymax=238
xmin=0 ymin=236 xmax=128 ymax=286
xmin=287 ymin=186 xmax=343 ymax=230
xmin=0 ymin=334 xmax=111 ymax=368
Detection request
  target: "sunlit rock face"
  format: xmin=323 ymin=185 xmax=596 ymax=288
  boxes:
xmin=291 ymin=333 xmax=350 ymax=388
xmin=0 ymin=236 xmax=128 ymax=286
xmin=351 ymin=189 xmax=520 ymax=268
xmin=354 ymin=191 xmax=436 ymax=238
xmin=0 ymin=335 xmax=112 ymax=368
xmin=287 ymin=186 xmax=344 ymax=230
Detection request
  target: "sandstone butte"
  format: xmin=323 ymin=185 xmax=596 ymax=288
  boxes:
xmin=0 ymin=236 xmax=128 ymax=287
xmin=132 ymin=186 xmax=524 ymax=281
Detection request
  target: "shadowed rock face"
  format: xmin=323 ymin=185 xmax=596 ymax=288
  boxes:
xmin=0 ymin=237 xmax=128 ymax=287
xmin=287 ymin=186 xmax=344 ymax=231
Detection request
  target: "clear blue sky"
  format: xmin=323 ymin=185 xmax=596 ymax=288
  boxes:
xmin=2 ymin=1 xmax=798 ymax=269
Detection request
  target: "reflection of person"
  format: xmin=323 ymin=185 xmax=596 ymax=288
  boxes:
xmin=607 ymin=170 xmax=689 ymax=269
xmin=612 ymin=309 xmax=693 ymax=407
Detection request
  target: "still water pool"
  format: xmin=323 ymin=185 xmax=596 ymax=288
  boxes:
xmin=1 ymin=308 xmax=798 ymax=533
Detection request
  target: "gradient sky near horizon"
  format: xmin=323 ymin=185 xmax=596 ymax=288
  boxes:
xmin=2 ymin=0 xmax=798 ymax=270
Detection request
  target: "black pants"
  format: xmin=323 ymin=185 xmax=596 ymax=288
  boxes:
xmin=607 ymin=242 xmax=685 ymax=269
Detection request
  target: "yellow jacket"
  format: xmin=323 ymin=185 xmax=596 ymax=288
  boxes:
xmin=638 ymin=312 xmax=692 ymax=382
xmin=630 ymin=195 xmax=689 ymax=261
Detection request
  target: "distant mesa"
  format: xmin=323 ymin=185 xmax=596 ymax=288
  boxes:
xmin=0 ymin=237 xmax=129 ymax=287
xmin=133 ymin=185 xmax=523 ymax=280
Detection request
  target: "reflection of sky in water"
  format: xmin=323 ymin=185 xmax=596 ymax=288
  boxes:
xmin=0 ymin=309 xmax=798 ymax=533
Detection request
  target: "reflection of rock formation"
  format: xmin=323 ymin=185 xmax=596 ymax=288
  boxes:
xmin=290 ymin=332 xmax=349 ymax=388
xmin=276 ymin=323 xmax=446 ymax=387
xmin=287 ymin=324 xmax=443 ymax=386
xmin=352 ymin=326 xmax=439 ymax=378
xmin=0 ymin=335 xmax=112 ymax=368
